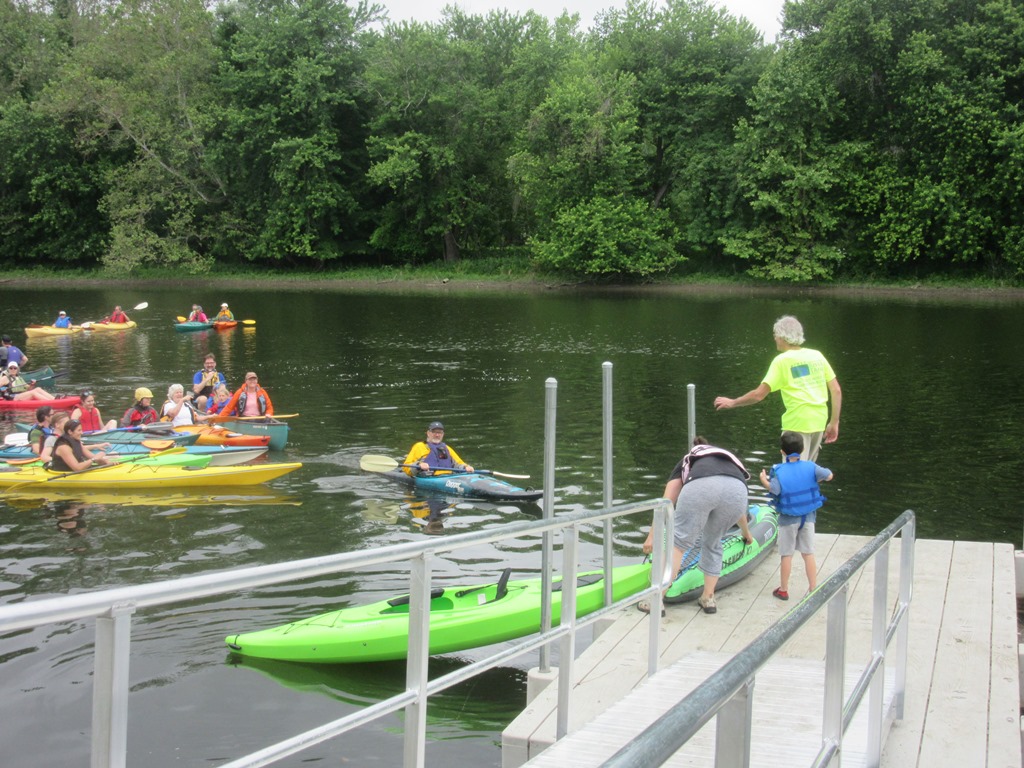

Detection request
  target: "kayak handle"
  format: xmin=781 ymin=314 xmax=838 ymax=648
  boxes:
xmin=387 ymin=588 xmax=444 ymax=607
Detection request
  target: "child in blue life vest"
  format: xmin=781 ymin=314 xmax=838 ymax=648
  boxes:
xmin=759 ymin=431 xmax=833 ymax=601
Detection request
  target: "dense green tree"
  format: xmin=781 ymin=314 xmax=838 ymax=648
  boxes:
xmin=210 ymin=0 xmax=379 ymax=265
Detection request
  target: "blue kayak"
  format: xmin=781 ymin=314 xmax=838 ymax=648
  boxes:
xmin=380 ymin=469 xmax=542 ymax=502
xmin=174 ymin=321 xmax=215 ymax=332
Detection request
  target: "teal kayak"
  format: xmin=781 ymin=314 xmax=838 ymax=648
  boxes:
xmin=379 ymin=468 xmax=542 ymax=502
xmin=173 ymin=321 xmax=214 ymax=332
xmin=226 ymin=563 xmax=653 ymax=664
xmin=664 ymin=503 xmax=778 ymax=603
xmin=217 ymin=418 xmax=289 ymax=451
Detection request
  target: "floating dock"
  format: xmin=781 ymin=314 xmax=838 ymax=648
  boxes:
xmin=502 ymin=534 xmax=1020 ymax=767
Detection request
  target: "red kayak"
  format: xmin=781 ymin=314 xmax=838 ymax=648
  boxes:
xmin=0 ymin=395 xmax=80 ymax=411
xmin=214 ymin=320 xmax=238 ymax=331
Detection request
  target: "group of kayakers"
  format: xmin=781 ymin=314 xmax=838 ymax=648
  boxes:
xmin=186 ymin=303 xmax=234 ymax=322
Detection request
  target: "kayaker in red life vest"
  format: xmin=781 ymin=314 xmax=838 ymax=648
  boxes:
xmin=107 ymin=306 xmax=130 ymax=323
xmin=221 ymin=372 xmax=274 ymax=417
xmin=120 ymin=387 xmax=160 ymax=427
xmin=71 ymin=390 xmax=118 ymax=432
xmin=403 ymin=421 xmax=474 ymax=477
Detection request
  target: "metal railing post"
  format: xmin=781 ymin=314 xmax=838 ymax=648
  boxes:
xmin=92 ymin=603 xmax=135 ymax=768
xmin=868 ymin=542 xmax=890 ymax=763
xmin=647 ymin=499 xmax=671 ymax=677
xmin=714 ymin=677 xmax=754 ymax=768
xmin=821 ymin=584 xmax=848 ymax=766
xmin=540 ymin=377 xmax=557 ymax=672
xmin=894 ymin=514 xmax=915 ymax=718
xmin=557 ymin=523 xmax=581 ymax=739
xmin=686 ymin=383 xmax=696 ymax=447
xmin=403 ymin=554 xmax=432 ymax=768
xmin=602 ymin=362 xmax=614 ymax=606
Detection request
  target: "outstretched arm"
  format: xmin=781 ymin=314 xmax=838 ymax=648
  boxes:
xmin=825 ymin=377 xmax=842 ymax=443
xmin=714 ymin=383 xmax=770 ymax=411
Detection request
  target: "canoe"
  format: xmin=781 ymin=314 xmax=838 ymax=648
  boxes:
xmin=377 ymin=468 xmax=542 ymax=502
xmin=0 ymin=442 xmax=267 ymax=466
xmin=213 ymin=320 xmax=238 ymax=330
xmin=218 ymin=418 xmax=289 ymax=450
xmin=82 ymin=320 xmax=137 ymax=332
xmin=173 ymin=321 xmax=215 ymax=333
xmin=0 ymin=461 xmax=302 ymax=489
xmin=24 ymin=325 xmax=84 ymax=338
xmin=173 ymin=424 xmax=271 ymax=447
xmin=225 ymin=563 xmax=653 ymax=664
xmin=16 ymin=366 xmax=60 ymax=391
xmin=0 ymin=395 xmax=80 ymax=411
xmin=664 ymin=503 xmax=779 ymax=603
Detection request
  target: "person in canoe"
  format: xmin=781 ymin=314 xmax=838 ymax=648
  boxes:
xmin=71 ymin=390 xmax=119 ymax=432
xmin=639 ymin=436 xmax=753 ymax=616
xmin=162 ymin=383 xmax=212 ymax=426
xmin=206 ymin=383 xmax=233 ymax=415
xmin=187 ymin=304 xmax=208 ymax=322
xmin=403 ymin=421 xmax=474 ymax=476
xmin=27 ymin=405 xmax=54 ymax=455
xmin=215 ymin=303 xmax=234 ymax=321
xmin=191 ymin=353 xmax=226 ymax=410
xmin=106 ymin=305 xmax=130 ymax=323
xmin=50 ymin=419 xmax=113 ymax=472
xmin=120 ymin=387 xmax=160 ymax=427
xmin=53 ymin=310 xmax=72 ymax=328
xmin=221 ymin=371 xmax=274 ymax=417
xmin=0 ymin=362 xmax=56 ymax=401
xmin=1 ymin=335 xmax=28 ymax=368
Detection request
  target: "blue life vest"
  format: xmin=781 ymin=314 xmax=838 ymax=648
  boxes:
xmin=771 ymin=459 xmax=826 ymax=519
xmin=236 ymin=391 xmax=268 ymax=416
xmin=426 ymin=442 xmax=455 ymax=469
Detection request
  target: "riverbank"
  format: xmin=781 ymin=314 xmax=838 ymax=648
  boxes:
xmin=2 ymin=269 xmax=1023 ymax=303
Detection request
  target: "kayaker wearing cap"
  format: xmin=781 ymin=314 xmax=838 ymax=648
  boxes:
xmin=403 ymin=421 xmax=474 ymax=477
xmin=0 ymin=362 xmax=55 ymax=401
xmin=120 ymin=386 xmax=160 ymax=427
xmin=215 ymin=303 xmax=234 ymax=321
xmin=221 ymin=371 xmax=274 ymax=417
xmin=53 ymin=310 xmax=72 ymax=328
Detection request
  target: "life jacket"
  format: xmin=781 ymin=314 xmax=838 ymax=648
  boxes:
xmin=28 ymin=425 xmax=53 ymax=452
xmin=425 ymin=442 xmax=455 ymax=470
xmin=50 ymin=434 xmax=88 ymax=472
xmin=78 ymin=407 xmax=102 ymax=432
xmin=236 ymin=390 xmax=268 ymax=416
xmin=121 ymin=404 xmax=159 ymax=427
xmin=679 ymin=444 xmax=750 ymax=484
xmin=54 ymin=316 xmax=71 ymax=328
xmin=0 ymin=377 xmax=12 ymax=401
xmin=771 ymin=458 xmax=826 ymax=519
xmin=110 ymin=311 xmax=127 ymax=323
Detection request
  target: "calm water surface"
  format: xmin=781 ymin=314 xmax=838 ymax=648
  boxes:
xmin=1 ymin=285 xmax=1022 ymax=766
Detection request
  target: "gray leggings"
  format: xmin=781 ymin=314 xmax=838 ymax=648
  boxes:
xmin=673 ymin=475 xmax=748 ymax=576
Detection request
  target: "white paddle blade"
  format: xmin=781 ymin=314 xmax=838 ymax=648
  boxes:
xmin=134 ymin=302 xmax=149 ymax=310
xmin=360 ymin=454 xmax=399 ymax=473
xmin=4 ymin=433 xmax=29 ymax=446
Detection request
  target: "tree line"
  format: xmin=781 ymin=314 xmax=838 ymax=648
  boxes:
xmin=1 ymin=0 xmax=1021 ymax=281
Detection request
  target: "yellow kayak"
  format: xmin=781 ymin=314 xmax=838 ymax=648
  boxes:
xmin=0 ymin=461 xmax=302 ymax=489
xmin=24 ymin=324 xmax=85 ymax=338
xmin=3 ymin=486 xmax=301 ymax=507
xmin=81 ymin=320 xmax=137 ymax=332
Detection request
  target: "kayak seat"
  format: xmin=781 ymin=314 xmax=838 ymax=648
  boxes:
xmin=387 ymin=588 xmax=445 ymax=608
xmin=495 ymin=567 xmax=512 ymax=601
xmin=552 ymin=573 xmax=604 ymax=593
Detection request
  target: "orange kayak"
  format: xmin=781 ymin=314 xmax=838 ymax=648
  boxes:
xmin=214 ymin=320 xmax=238 ymax=330
xmin=173 ymin=424 xmax=271 ymax=447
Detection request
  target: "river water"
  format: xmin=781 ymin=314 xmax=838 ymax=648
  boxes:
xmin=0 ymin=284 xmax=1022 ymax=766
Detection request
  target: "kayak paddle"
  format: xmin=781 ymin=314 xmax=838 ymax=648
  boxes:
xmin=359 ymin=454 xmax=530 ymax=480
xmin=133 ymin=302 xmax=149 ymax=311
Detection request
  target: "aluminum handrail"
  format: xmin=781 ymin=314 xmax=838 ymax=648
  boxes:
xmin=600 ymin=509 xmax=916 ymax=768
xmin=0 ymin=496 xmax=675 ymax=768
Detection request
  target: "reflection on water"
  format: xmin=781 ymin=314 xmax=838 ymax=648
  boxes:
xmin=1 ymin=285 xmax=1023 ymax=767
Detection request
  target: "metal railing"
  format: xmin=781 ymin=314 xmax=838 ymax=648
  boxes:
xmin=0 ymin=496 xmax=675 ymax=768
xmin=600 ymin=509 xmax=916 ymax=768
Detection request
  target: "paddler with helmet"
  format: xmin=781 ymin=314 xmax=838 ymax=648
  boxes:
xmin=120 ymin=386 xmax=160 ymax=427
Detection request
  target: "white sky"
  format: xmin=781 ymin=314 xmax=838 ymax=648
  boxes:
xmin=377 ymin=0 xmax=786 ymax=41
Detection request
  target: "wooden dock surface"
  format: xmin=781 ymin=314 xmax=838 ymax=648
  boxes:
xmin=502 ymin=534 xmax=1020 ymax=768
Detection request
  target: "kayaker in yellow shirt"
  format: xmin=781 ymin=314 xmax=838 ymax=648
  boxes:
xmin=403 ymin=421 xmax=474 ymax=476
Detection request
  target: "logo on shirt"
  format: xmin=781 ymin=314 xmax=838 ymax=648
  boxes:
xmin=790 ymin=364 xmax=811 ymax=379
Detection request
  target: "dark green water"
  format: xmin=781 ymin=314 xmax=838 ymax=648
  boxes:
xmin=1 ymin=284 xmax=1022 ymax=766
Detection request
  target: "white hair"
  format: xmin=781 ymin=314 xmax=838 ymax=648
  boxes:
xmin=773 ymin=315 xmax=805 ymax=346
xmin=167 ymin=383 xmax=184 ymax=398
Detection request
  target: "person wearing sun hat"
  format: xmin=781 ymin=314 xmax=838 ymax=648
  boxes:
xmin=215 ymin=303 xmax=235 ymax=321
xmin=53 ymin=310 xmax=72 ymax=328
xmin=120 ymin=386 xmax=160 ymax=427
xmin=402 ymin=421 xmax=474 ymax=477
xmin=0 ymin=361 xmax=56 ymax=401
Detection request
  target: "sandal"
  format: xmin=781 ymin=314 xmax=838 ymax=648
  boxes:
xmin=772 ymin=587 xmax=789 ymax=601
xmin=636 ymin=599 xmax=665 ymax=617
